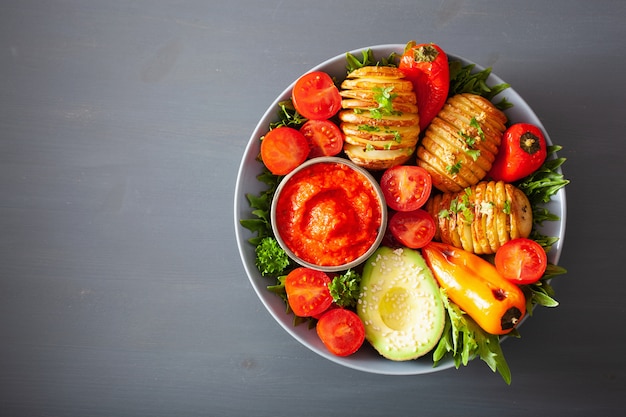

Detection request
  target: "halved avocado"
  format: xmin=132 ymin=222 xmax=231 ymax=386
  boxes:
xmin=357 ymin=246 xmax=445 ymax=361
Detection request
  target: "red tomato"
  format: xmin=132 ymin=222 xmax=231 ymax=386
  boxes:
xmin=495 ymin=238 xmax=548 ymax=285
xmin=399 ymin=42 xmax=449 ymax=131
xmin=284 ymin=268 xmax=333 ymax=317
xmin=380 ymin=165 xmax=432 ymax=212
xmin=292 ymin=71 xmax=342 ymax=120
xmin=260 ymin=126 xmax=309 ymax=175
xmin=299 ymin=119 xmax=344 ymax=158
xmin=316 ymin=308 xmax=365 ymax=357
xmin=488 ymin=123 xmax=548 ymax=182
xmin=388 ymin=209 xmax=436 ymax=249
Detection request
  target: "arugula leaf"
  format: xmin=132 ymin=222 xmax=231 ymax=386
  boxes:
xmin=433 ymin=289 xmax=512 ymax=384
xmin=239 ymin=169 xmax=281 ymax=246
xmin=345 ymin=49 xmax=399 ymax=74
xmin=517 ymin=145 xmax=569 ymax=207
xmin=516 ymin=145 xmax=569 ymax=252
xmin=522 ymin=263 xmax=568 ymax=313
xmin=269 ymin=100 xmax=307 ymax=129
xmin=448 ymin=61 xmax=512 ymax=110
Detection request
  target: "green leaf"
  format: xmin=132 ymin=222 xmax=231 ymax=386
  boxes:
xmin=255 ymin=237 xmax=291 ymax=277
xmin=516 ymin=146 xmax=570 ymax=252
xmin=328 ymin=269 xmax=362 ymax=308
xmin=269 ymin=100 xmax=307 ymax=129
xmin=345 ymin=49 xmax=399 ymax=74
xmin=448 ymin=61 xmax=511 ymax=110
xmin=433 ymin=289 xmax=512 ymax=384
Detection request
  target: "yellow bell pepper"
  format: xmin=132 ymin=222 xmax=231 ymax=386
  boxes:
xmin=421 ymin=242 xmax=526 ymax=335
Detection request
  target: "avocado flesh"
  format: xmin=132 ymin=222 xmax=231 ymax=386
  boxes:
xmin=357 ymin=246 xmax=445 ymax=361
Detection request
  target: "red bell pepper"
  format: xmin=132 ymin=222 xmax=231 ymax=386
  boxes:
xmin=399 ymin=42 xmax=450 ymax=131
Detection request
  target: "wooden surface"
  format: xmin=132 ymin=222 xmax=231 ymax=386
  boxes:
xmin=1 ymin=1 xmax=624 ymax=416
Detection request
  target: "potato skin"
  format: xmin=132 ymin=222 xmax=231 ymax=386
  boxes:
xmin=425 ymin=181 xmax=533 ymax=255
xmin=417 ymin=93 xmax=507 ymax=193
xmin=339 ymin=66 xmax=420 ymax=170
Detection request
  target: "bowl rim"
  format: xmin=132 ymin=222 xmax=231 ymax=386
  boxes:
xmin=270 ymin=156 xmax=388 ymax=273
xmin=234 ymin=44 xmax=567 ymax=375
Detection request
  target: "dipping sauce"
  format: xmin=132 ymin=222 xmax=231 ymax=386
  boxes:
xmin=273 ymin=159 xmax=384 ymax=268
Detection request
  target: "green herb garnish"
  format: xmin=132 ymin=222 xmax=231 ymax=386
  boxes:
xmin=434 ymin=289 xmax=512 ymax=385
xmin=329 ymin=269 xmax=362 ymax=308
xmin=371 ymin=86 xmax=400 ymax=118
xmin=448 ymin=61 xmax=512 ymax=110
xmin=345 ymin=49 xmax=399 ymax=73
xmin=255 ymin=236 xmax=291 ymax=277
xmin=269 ymin=100 xmax=307 ymax=129
xmin=239 ymin=169 xmax=280 ymax=246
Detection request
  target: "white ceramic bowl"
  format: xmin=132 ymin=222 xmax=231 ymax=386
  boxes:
xmin=234 ymin=44 xmax=567 ymax=375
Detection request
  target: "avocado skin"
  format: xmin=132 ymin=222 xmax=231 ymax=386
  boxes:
xmin=357 ymin=246 xmax=445 ymax=361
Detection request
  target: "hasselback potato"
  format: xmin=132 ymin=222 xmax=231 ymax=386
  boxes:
xmin=339 ymin=66 xmax=420 ymax=170
xmin=424 ymin=180 xmax=533 ymax=255
xmin=417 ymin=93 xmax=508 ymax=193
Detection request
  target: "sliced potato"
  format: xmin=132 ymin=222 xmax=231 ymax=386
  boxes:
xmin=346 ymin=66 xmax=407 ymax=79
xmin=343 ymin=143 xmax=414 ymax=171
xmin=339 ymin=109 xmax=420 ymax=127
xmin=339 ymin=66 xmax=420 ymax=170
xmin=425 ymin=181 xmax=533 ymax=255
xmin=416 ymin=93 xmax=507 ymax=192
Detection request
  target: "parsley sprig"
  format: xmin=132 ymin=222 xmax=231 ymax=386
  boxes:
xmin=371 ymin=86 xmax=401 ymax=119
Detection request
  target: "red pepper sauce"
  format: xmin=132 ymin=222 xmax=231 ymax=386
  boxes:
xmin=275 ymin=162 xmax=382 ymax=267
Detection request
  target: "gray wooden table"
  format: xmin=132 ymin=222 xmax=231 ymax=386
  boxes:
xmin=1 ymin=1 xmax=624 ymax=416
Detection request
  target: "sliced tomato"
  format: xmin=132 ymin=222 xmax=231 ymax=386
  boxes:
xmin=316 ymin=308 xmax=365 ymax=357
xmin=380 ymin=165 xmax=432 ymax=212
xmin=284 ymin=268 xmax=333 ymax=317
xmin=299 ymin=119 xmax=344 ymax=158
xmin=388 ymin=209 xmax=436 ymax=249
xmin=260 ymin=126 xmax=309 ymax=175
xmin=292 ymin=71 xmax=342 ymax=120
xmin=495 ymin=238 xmax=548 ymax=285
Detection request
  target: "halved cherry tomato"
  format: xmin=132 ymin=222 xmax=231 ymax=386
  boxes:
xmin=291 ymin=71 xmax=342 ymax=120
xmin=299 ymin=119 xmax=344 ymax=158
xmin=388 ymin=209 xmax=436 ymax=249
xmin=380 ymin=165 xmax=432 ymax=212
xmin=488 ymin=123 xmax=548 ymax=182
xmin=316 ymin=308 xmax=365 ymax=357
xmin=399 ymin=42 xmax=449 ymax=131
xmin=260 ymin=126 xmax=309 ymax=175
xmin=495 ymin=238 xmax=548 ymax=285
xmin=284 ymin=267 xmax=333 ymax=317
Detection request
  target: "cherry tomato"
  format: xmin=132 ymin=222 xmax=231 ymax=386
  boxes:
xmin=388 ymin=209 xmax=436 ymax=249
xmin=495 ymin=238 xmax=548 ymax=285
xmin=291 ymin=71 xmax=342 ymax=120
xmin=380 ymin=165 xmax=432 ymax=212
xmin=299 ymin=119 xmax=344 ymax=158
xmin=284 ymin=268 xmax=333 ymax=317
xmin=399 ymin=42 xmax=449 ymax=131
xmin=316 ymin=308 xmax=365 ymax=357
xmin=488 ymin=123 xmax=548 ymax=182
xmin=260 ymin=126 xmax=309 ymax=175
